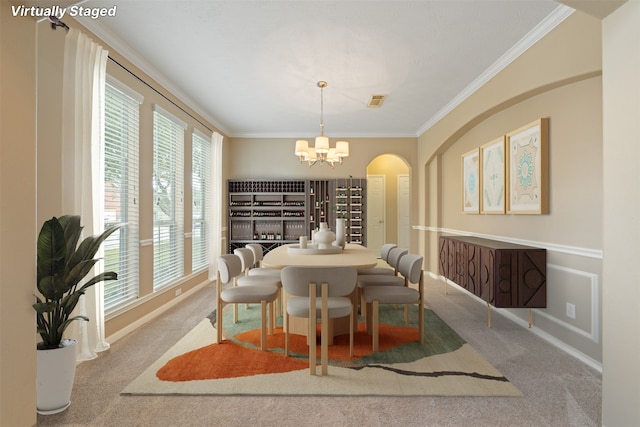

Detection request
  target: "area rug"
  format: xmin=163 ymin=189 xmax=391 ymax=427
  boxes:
xmin=122 ymin=304 xmax=521 ymax=396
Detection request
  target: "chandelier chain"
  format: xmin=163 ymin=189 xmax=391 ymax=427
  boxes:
xmin=319 ymin=82 xmax=325 ymax=136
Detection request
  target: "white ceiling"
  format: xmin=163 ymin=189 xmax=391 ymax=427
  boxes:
xmin=76 ymin=1 xmax=572 ymax=138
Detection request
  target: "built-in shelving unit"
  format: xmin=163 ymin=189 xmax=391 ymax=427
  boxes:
xmin=228 ymin=180 xmax=307 ymax=254
xmin=308 ymin=180 xmax=332 ymax=232
xmin=228 ymin=178 xmax=367 ymax=253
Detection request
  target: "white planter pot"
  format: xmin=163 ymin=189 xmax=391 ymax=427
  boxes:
xmin=37 ymin=339 xmax=77 ymax=415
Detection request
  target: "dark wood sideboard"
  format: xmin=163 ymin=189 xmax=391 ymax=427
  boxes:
xmin=439 ymin=235 xmax=546 ymax=326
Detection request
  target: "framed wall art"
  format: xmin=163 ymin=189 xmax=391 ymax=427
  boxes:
xmin=480 ymin=136 xmax=505 ymax=214
xmin=506 ymin=118 xmax=549 ymax=214
xmin=461 ymin=148 xmax=479 ymax=213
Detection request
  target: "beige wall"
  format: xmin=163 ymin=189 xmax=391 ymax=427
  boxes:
xmin=227 ymin=137 xmax=419 ymax=253
xmin=228 ymin=137 xmax=416 ymax=180
xmin=602 ymin=1 xmax=640 ymax=424
xmin=417 ymin=11 xmax=604 ymax=366
xmin=0 ymin=1 xmax=37 ymax=425
xmin=439 ymin=77 xmax=602 ymax=249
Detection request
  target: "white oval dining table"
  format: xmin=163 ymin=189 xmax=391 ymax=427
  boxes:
xmin=262 ymin=243 xmax=377 ymax=270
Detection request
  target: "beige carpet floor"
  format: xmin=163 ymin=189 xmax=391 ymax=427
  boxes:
xmin=37 ymin=274 xmax=602 ymax=426
xmin=121 ymin=304 xmax=521 ymax=397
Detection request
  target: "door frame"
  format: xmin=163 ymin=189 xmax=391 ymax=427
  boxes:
xmin=397 ymin=174 xmax=410 ymax=249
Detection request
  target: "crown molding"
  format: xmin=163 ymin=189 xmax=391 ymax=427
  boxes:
xmin=231 ymin=131 xmax=420 ymax=139
xmin=76 ymin=16 xmax=231 ymax=136
xmin=416 ymin=5 xmax=575 ymax=136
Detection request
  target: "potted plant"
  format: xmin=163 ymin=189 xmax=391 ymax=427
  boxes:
xmin=34 ymin=215 xmax=120 ymax=414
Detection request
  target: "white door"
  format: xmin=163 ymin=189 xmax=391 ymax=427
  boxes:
xmin=397 ymin=174 xmax=410 ymax=248
xmin=366 ymin=175 xmax=385 ymax=255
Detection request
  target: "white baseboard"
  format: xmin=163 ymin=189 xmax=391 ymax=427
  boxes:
xmin=106 ymin=280 xmax=210 ymax=344
xmin=425 ymin=271 xmax=603 ymax=373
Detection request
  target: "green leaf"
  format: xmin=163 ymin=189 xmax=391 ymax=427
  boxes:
xmin=67 ymin=225 xmax=121 ymax=271
xmin=58 ymin=316 xmax=89 ymax=337
xmin=59 ymin=215 xmax=82 ymax=263
xmin=65 ymin=259 xmax=98 ymax=291
xmin=60 ymin=291 xmax=84 ymax=315
xmin=37 ymin=276 xmax=64 ymax=301
xmin=37 ymin=217 xmax=66 ymax=283
xmin=80 ymin=271 xmax=118 ymax=292
xmin=32 ymin=301 xmax=56 ymax=314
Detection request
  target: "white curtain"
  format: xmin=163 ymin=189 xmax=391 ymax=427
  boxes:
xmin=61 ymin=28 xmax=109 ymax=361
xmin=209 ymin=132 xmax=224 ymax=281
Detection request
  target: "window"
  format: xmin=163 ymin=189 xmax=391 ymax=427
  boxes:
xmin=192 ymin=130 xmax=211 ymax=272
xmin=153 ymin=106 xmax=185 ymax=289
xmin=103 ymin=78 xmax=142 ymax=312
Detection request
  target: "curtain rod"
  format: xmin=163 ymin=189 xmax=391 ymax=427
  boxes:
xmin=47 ymin=15 xmax=215 ymax=134
xmin=108 ymin=56 xmax=214 ymax=134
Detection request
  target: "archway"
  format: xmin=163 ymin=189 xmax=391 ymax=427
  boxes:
xmin=366 ymin=154 xmax=410 ymax=255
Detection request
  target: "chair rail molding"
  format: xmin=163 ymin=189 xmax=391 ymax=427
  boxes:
xmin=413 ymin=226 xmax=603 ymax=260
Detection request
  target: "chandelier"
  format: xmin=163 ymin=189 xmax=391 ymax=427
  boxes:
xmin=294 ymin=81 xmax=349 ymax=167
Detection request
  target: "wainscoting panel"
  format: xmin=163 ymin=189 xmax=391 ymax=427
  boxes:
xmin=538 ymin=264 xmax=600 ymax=343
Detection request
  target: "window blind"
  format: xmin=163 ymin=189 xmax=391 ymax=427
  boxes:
xmin=192 ymin=130 xmax=211 ymax=272
xmin=153 ymin=106 xmax=185 ymax=289
xmin=103 ymin=78 xmax=141 ymax=312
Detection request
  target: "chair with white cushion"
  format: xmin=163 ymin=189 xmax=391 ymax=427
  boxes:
xmin=281 ymin=266 xmax=357 ymax=376
xmin=245 ymin=244 xmax=282 ymax=277
xmin=216 ymin=254 xmax=279 ymax=350
xmin=234 ymin=247 xmax=257 ymax=276
xmin=357 ymin=247 xmax=408 ymax=317
xmin=242 ymin=244 xmax=283 ymax=314
xmin=357 ymin=243 xmax=397 ymax=276
xmin=233 ymin=247 xmax=282 ymax=317
xmin=362 ymin=254 xmax=425 ymax=351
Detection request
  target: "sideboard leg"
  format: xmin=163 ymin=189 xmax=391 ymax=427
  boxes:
xmin=487 ymin=302 xmax=492 ymax=328
xmin=444 ymin=277 xmax=448 ymax=295
xmin=529 ymin=308 xmax=533 ymax=328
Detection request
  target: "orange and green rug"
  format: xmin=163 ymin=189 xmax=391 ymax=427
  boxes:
xmin=122 ymin=304 xmax=522 ymax=396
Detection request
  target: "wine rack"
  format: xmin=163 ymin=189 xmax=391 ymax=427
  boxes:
xmin=334 ymin=177 xmax=366 ymax=246
xmin=228 ymin=180 xmax=307 ymax=254
xmin=228 ymin=178 xmax=366 ymax=253
xmin=308 ymin=180 xmax=332 ymax=234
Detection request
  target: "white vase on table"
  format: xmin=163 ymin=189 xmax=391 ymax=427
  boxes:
xmin=314 ymin=222 xmax=335 ymax=249
xmin=335 ymin=218 xmax=346 ymax=249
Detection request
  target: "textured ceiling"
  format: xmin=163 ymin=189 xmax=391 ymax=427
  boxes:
xmin=76 ymin=1 xmax=571 ymax=138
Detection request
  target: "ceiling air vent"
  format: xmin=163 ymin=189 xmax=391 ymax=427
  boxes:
xmin=367 ymin=94 xmax=386 ymax=108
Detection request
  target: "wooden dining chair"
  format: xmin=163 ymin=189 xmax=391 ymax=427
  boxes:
xmin=362 ymin=254 xmax=425 ymax=351
xmin=216 ymin=254 xmax=279 ymax=350
xmin=280 ymin=266 xmax=357 ymax=376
